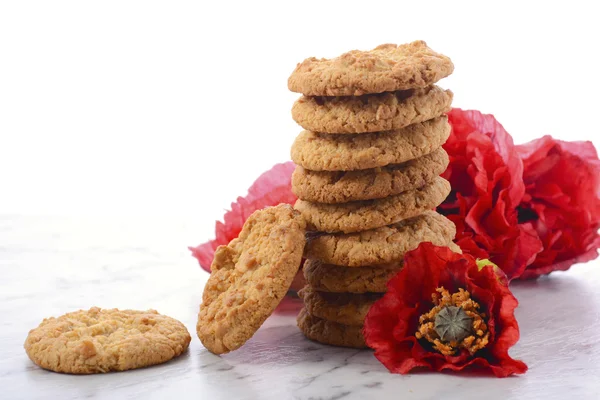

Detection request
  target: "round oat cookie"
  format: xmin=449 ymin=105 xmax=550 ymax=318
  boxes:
xmin=197 ymin=204 xmax=306 ymax=354
xmin=303 ymin=259 xmax=403 ymax=294
xmin=291 ymin=116 xmax=450 ymax=171
xmin=305 ymin=210 xmax=455 ymax=267
xmin=297 ymin=308 xmax=367 ymax=348
xmin=288 ymin=41 xmax=454 ymax=96
xmin=295 ymin=177 xmax=450 ymax=233
xmin=292 ymin=148 xmax=449 ymax=203
xmin=292 ymin=86 xmax=453 ymax=134
xmin=303 ymin=242 xmax=462 ymax=294
xmin=298 ymin=286 xmax=381 ymax=326
xmin=24 ymin=307 xmax=191 ymax=374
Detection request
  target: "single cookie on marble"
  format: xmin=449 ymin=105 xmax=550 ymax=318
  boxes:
xmin=305 ymin=210 xmax=455 ymax=267
xmin=24 ymin=307 xmax=191 ymax=374
xmin=291 ymin=116 xmax=450 ymax=171
xmin=288 ymin=41 xmax=454 ymax=96
xmin=298 ymin=286 xmax=380 ymax=326
xmin=297 ymin=308 xmax=366 ymax=348
xmin=303 ymin=242 xmax=462 ymax=294
xmin=292 ymin=148 xmax=449 ymax=203
xmin=303 ymin=259 xmax=402 ymax=294
xmin=292 ymin=86 xmax=453 ymax=134
xmin=295 ymin=177 xmax=450 ymax=233
xmin=197 ymin=204 xmax=306 ymax=354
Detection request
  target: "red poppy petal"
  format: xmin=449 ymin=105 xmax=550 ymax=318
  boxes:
xmin=517 ymin=135 xmax=600 ymax=278
xmin=448 ymin=109 xmax=525 ymax=208
xmin=442 ymin=109 xmax=543 ymax=280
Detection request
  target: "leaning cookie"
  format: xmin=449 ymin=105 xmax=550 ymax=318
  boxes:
xmin=297 ymin=308 xmax=366 ymax=349
xmin=298 ymin=286 xmax=380 ymax=326
xmin=291 ymin=116 xmax=450 ymax=171
xmin=197 ymin=204 xmax=306 ymax=354
xmin=292 ymin=148 xmax=449 ymax=203
xmin=295 ymin=177 xmax=450 ymax=233
xmin=305 ymin=211 xmax=456 ymax=267
xmin=288 ymin=41 xmax=454 ymax=96
xmin=292 ymin=86 xmax=453 ymax=134
xmin=24 ymin=307 xmax=191 ymax=374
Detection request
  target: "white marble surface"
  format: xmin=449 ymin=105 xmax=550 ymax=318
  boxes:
xmin=1 ymin=214 xmax=599 ymax=400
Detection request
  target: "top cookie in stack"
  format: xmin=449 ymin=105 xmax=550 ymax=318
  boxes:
xmin=288 ymin=41 xmax=457 ymax=348
xmin=289 ymin=41 xmax=454 ymax=210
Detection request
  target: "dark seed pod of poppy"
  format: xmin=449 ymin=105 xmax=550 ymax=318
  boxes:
xmin=434 ymin=306 xmax=473 ymax=342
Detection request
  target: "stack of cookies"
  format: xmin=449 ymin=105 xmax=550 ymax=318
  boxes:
xmin=288 ymin=41 xmax=458 ymax=348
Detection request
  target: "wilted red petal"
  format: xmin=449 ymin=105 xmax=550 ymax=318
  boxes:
xmin=517 ymin=136 xmax=600 ymax=278
xmin=364 ymin=243 xmax=527 ymax=377
xmin=440 ymin=109 xmax=542 ymax=280
xmin=189 ymin=162 xmax=297 ymax=271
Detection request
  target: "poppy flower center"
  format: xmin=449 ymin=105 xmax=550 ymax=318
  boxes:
xmin=415 ymin=287 xmax=490 ymax=356
xmin=434 ymin=306 xmax=473 ymax=342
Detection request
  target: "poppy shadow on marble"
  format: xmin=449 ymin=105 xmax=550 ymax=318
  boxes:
xmin=273 ymin=295 xmax=303 ymax=315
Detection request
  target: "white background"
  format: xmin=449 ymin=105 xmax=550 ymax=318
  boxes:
xmin=1 ymin=1 xmax=599 ymax=221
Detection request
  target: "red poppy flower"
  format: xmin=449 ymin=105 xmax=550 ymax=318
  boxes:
xmin=516 ymin=136 xmax=600 ymax=279
xmin=439 ymin=109 xmax=542 ymax=280
xmin=363 ymin=243 xmax=527 ymax=377
xmin=189 ymin=162 xmax=297 ymax=272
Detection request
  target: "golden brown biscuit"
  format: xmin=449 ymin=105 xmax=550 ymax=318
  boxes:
xmin=291 ymin=117 xmax=450 ymax=171
xmin=291 ymin=148 xmax=449 ymax=203
xmin=288 ymin=41 xmax=454 ymax=96
xmin=197 ymin=204 xmax=306 ymax=354
xmin=303 ymin=242 xmax=461 ymax=294
xmin=295 ymin=177 xmax=450 ymax=233
xmin=24 ymin=307 xmax=191 ymax=374
xmin=297 ymin=308 xmax=366 ymax=348
xmin=292 ymin=86 xmax=453 ymax=134
xmin=305 ymin=211 xmax=455 ymax=267
xmin=298 ymin=286 xmax=380 ymax=326
xmin=303 ymin=259 xmax=402 ymax=294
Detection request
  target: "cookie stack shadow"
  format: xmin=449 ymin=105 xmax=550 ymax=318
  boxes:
xmin=288 ymin=41 xmax=458 ymax=348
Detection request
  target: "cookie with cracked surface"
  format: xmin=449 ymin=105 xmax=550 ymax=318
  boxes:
xmin=304 ymin=210 xmax=455 ymax=267
xmin=303 ymin=242 xmax=462 ymax=294
xmin=288 ymin=40 xmax=454 ymax=96
xmin=292 ymin=148 xmax=449 ymax=203
xmin=297 ymin=308 xmax=366 ymax=348
xmin=303 ymin=259 xmax=402 ymax=294
xmin=24 ymin=307 xmax=191 ymax=374
xmin=295 ymin=176 xmax=450 ymax=233
xmin=298 ymin=286 xmax=380 ymax=326
xmin=197 ymin=204 xmax=306 ymax=354
xmin=291 ymin=116 xmax=450 ymax=171
xmin=292 ymin=86 xmax=453 ymax=134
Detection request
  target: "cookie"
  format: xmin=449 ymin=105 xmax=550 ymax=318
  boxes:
xmin=298 ymin=286 xmax=380 ymax=326
xmin=297 ymin=308 xmax=366 ymax=348
xmin=303 ymin=259 xmax=402 ymax=294
xmin=291 ymin=116 xmax=450 ymax=171
xmin=303 ymin=242 xmax=462 ymax=293
xmin=197 ymin=204 xmax=306 ymax=354
xmin=292 ymin=86 xmax=453 ymax=134
xmin=295 ymin=177 xmax=450 ymax=233
xmin=292 ymin=148 xmax=449 ymax=203
xmin=288 ymin=41 xmax=454 ymax=96
xmin=24 ymin=307 xmax=191 ymax=374
xmin=305 ymin=210 xmax=455 ymax=267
